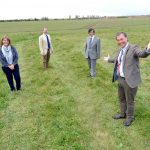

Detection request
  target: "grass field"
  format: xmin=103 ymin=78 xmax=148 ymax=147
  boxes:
xmin=0 ymin=17 xmax=150 ymax=150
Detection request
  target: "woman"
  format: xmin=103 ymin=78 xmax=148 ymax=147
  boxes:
xmin=0 ymin=37 xmax=21 ymax=91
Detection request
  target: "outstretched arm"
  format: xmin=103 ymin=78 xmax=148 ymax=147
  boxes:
xmin=134 ymin=43 xmax=150 ymax=58
xmin=104 ymin=54 xmax=116 ymax=63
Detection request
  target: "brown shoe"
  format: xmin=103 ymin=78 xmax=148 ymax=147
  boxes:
xmin=113 ymin=114 xmax=126 ymax=119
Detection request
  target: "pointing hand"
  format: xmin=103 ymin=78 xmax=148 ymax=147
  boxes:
xmin=104 ymin=54 xmax=110 ymax=61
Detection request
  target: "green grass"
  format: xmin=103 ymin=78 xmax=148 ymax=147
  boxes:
xmin=0 ymin=17 xmax=150 ymax=150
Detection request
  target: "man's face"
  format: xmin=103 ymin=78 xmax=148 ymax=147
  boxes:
xmin=43 ymin=28 xmax=48 ymax=34
xmin=116 ymin=34 xmax=128 ymax=48
xmin=89 ymin=31 xmax=95 ymax=37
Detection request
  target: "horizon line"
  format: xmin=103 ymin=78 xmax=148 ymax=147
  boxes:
xmin=0 ymin=14 xmax=150 ymax=21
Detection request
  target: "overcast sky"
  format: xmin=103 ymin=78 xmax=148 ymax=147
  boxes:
xmin=1 ymin=0 xmax=150 ymax=20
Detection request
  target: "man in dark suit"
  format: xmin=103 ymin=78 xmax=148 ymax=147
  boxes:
xmin=104 ymin=32 xmax=150 ymax=126
xmin=84 ymin=28 xmax=100 ymax=78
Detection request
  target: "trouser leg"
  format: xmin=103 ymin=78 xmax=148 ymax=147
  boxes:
xmin=12 ymin=64 xmax=21 ymax=90
xmin=123 ymin=80 xmax=138 ymax=119
xmin=46 ymin=49 xmax=50 ymax=68
xmin=87 ymin=58 xmax=91 ymax=70
xmin=2 ymin=67 xmax=15 ymax=91
xmin=90 ymin=59 xmax=96 ymax=77
xmin=118 ymin=77 xmax=127 ymax=116
xmin=43 ymin=55 xmax=47 ymax=69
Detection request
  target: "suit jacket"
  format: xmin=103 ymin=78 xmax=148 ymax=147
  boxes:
xmin=108 ymin=43 xmax=150 ymax=88
xmin=0 ymin=46 xmax=18 ymax=67
xmin=39 ymin=34 xmax=53 ymax=55
xmin=84 ymin=36 xmax=100 ymax=59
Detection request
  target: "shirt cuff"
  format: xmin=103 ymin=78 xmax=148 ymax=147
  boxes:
xmin=145 ymin=48 xmax=150 ymax=54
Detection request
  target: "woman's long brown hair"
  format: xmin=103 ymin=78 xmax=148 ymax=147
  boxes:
xmin=1 ymin=36 xmax=11 ymax=46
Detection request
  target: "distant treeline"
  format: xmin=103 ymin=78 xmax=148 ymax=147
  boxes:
xmin=0 ymin=15 xmax=150 ymax=22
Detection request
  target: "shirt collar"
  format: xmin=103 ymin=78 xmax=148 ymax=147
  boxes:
xmin=89 ymin=35 xmax=95 ymax=41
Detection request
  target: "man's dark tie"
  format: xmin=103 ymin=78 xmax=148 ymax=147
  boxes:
xmin=46 ymin=34 xmax=51 ymax=49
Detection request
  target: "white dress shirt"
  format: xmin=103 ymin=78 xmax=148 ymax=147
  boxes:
xmin=118 ymin=43 xmax=129 ymax=77
xmin=89 ymin=35 xmax=95 ymax=42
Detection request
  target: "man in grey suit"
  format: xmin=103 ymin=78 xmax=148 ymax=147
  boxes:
xmin=104 ymin=32 xmax=150 ymax=126
xmin=84 ymin=28 xmax=100 ymax=78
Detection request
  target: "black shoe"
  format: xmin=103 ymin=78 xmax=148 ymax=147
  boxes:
xmin=17 ymin=88 xmax=21 ymax=91
xmin=11 ymin=88 xmax=16 ymax=92
xmin=90 ymin=75 xmax=96 ymax=79
xmin=91 ymin=76 xmax=95 ymax=79
xmin=123 ymin=118 xmax=134 ymax=127
xmin=113 ymin=114 xmax=126 ymax=119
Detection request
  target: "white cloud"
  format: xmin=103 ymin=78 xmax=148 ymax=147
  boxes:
xmin=1 ymin=0 xmax=150 ymax=19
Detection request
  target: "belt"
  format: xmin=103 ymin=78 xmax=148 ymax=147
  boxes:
xmin=119 ymin=76 xmax=125 ymax=80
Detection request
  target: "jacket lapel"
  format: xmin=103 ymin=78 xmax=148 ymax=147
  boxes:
xmin=113 ymin=44 xmax=130 ymax=82
xmin=114 ymin=48 xmax=121 ymax=64
xmin=123 ymin=44 xmax=130 ymax=66
xmin=92 ymin=37 xmax=96 ymax=46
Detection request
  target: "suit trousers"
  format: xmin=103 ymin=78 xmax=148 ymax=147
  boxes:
xmin=2 ymin=64 xmax=21 ymax=91
xmin=87 ymin=58 xmax=96 ymax=77
xmin=118 ymin=77 xmax=138 ymax=119
xmin=43 ymin=49 xmax=50 ymax=69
